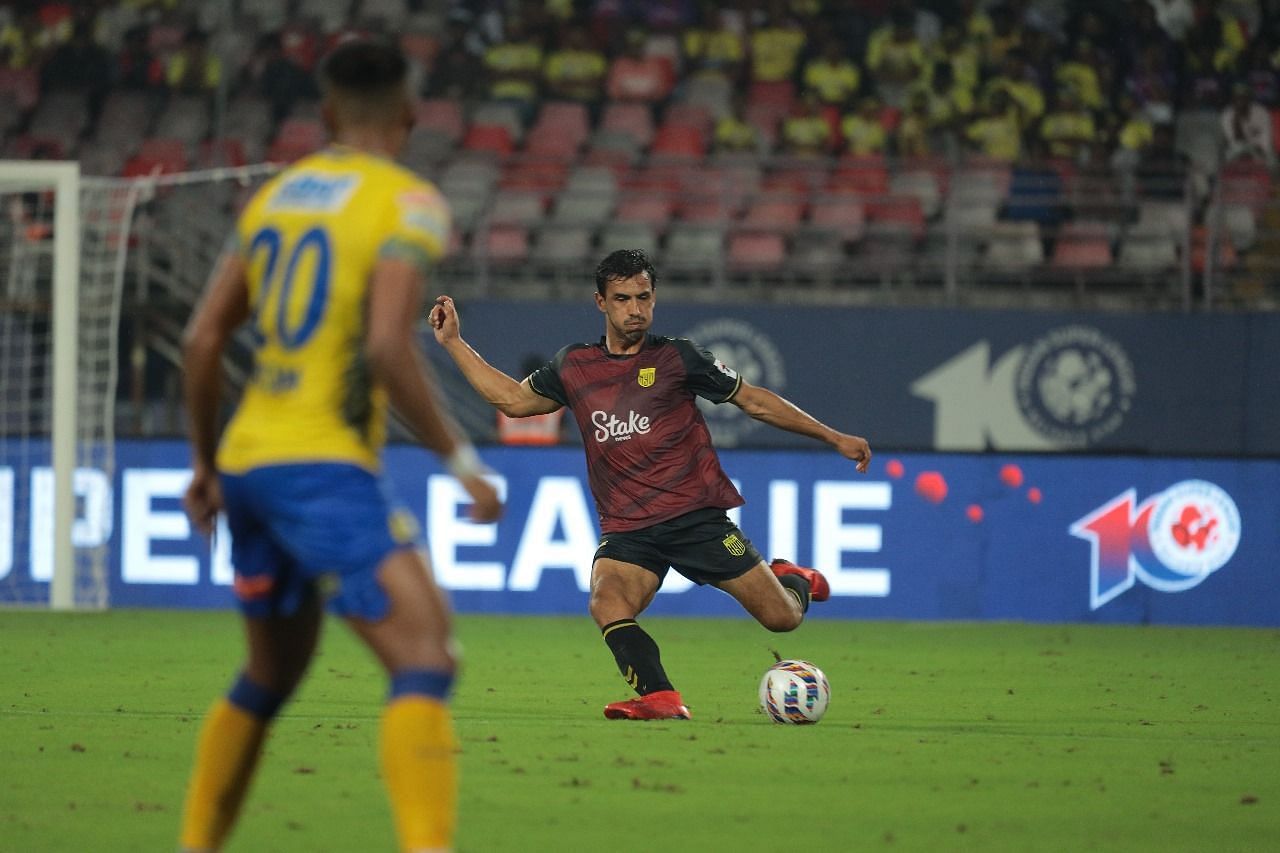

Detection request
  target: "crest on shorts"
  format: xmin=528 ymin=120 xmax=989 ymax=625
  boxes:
xmin=637 ymin=367 xmax=656 ymax=387
xmin=722 ymin=533 xmax=747 ymax=557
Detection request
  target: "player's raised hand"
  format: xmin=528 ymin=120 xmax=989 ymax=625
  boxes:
xmin=429 ymin=294 xmax=461 ymax=344
xmin=460 ymin=474 xmax=503 ymax=523
xmin=834 ymin=433 xmax=872 ymax=474
xmin=183 ymin=465 xmax=223 ymax=537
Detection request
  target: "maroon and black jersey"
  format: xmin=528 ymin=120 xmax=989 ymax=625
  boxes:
xmin=528 ymin=334 xmax=745 ymax=534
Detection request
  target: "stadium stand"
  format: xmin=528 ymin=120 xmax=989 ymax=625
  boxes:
xmin=3 ymin=0 xmax=1280 ymax=314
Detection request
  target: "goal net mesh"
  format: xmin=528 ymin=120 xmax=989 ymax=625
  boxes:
xmin=0 ymin=164 xmax=277 ymax=607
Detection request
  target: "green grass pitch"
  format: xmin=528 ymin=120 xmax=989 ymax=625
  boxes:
xmin=2 ymin=610 xmax=1276 ymax=852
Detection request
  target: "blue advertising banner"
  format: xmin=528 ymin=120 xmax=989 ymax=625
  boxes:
xmin=427 ymin=301 xmax=1280 ymax=456
xmin=2 ymin=441 xmax=1276 ymax=626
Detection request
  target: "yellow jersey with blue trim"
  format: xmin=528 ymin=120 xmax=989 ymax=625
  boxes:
xmin=216 ymin=146 xmax=450 ymax=475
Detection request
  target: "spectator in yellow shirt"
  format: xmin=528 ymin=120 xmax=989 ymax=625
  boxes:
xmin=915 ymin=62 xmax=975 ymax=129
xmin=895 ymin=91 xmax=933 ymax=158
xmin=715 ymin=102 xmax=761 ymax=154
xmin=929 ymin=25 xmax=980 ymax=92
xmin=803 ymin=37 xmax=860 ymax=107
xmin=965 ymin=90 xmax=1022 ymax=162
xmin=1055 ymin=41 xmax=1104 ymax=111
xmin=683 ymin=7 xmax=745 ymax=83
xmin=543 ymin=25 xmax=606 ymax=106
xmin=983 ymin=51 xmax=1044 ymax=129
xmin=866 ymin=8 xmax=925 ymax=107
xmin=0 ymin=8 xmax=58 ymax=70
xmin=1110 ymin=94 xmax=1155 ymax=172
xmin=959 ymin=0 xmax=994 ymax=43
xmin=750 ymin=6 xmax=807 ymax=84
xmin=484 ymin=18 xmax=544 ymax=107
xmin=1038 ymin=89 xmax=1096 ymax=160
xmin=782 ymin=96 xmax=834 ymax=157
xmin=983 ymin=4 xmax=1023 ymax=73
xmin=166 ymin=29 xmax=222 ymax=94
xmin=841 ymin=96 xmax=888 ymax=156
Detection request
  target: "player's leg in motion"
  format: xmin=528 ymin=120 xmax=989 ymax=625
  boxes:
xmin=346 ymin=548 xmax=459 ymax=853
xmin=590 ymin=559 xmax=690 ymax=720
xmin=180 ymin=594 xmax=323 ymax=852
xmin=716 ymin=558 xmax=831 ymax=633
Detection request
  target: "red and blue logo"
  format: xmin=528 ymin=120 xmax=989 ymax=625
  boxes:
xmin=1070 ymin=480 xmax=1242 ymax=610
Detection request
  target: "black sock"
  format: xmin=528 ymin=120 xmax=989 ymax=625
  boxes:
xmin=601 ymin=619 xmax=674 ymax=695
xmin=777 ymin=574 xmax=811 ymax=614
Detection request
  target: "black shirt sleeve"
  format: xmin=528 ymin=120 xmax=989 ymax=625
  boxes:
xmin=526 ymin=345 xmax=573 ymax=407
xmin=674 ymin=338 xmax=742 ymax=404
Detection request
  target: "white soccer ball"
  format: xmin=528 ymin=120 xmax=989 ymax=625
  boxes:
xmin=759 ymin=659 xmax=830 ymax=724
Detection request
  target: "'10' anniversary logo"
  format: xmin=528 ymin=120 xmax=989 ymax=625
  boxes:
xmin=1070 ymin=480 xmax=1242 ymax=610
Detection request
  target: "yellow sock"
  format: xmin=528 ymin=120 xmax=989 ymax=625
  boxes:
xmin=380 ymin=696 xmax=458 ymax=852
xmin=179 ymin=698 xmax=269 ymax=851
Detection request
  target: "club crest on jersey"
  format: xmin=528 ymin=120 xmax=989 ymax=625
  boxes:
xmin=637 ymin=367 xmax=656 ymax=387
xmin=722 ymin=533 xmax=747 ymax=557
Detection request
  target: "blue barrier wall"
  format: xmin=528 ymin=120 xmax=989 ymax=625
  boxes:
xmin=429 ymin=302 xmax=1280 ymax=455
xmin=2 ymin=441 xmax=1275 ymax=626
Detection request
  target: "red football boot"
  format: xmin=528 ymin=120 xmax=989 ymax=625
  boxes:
xmin=770 ymin=559 xmax=831 ymax=602
xmin=603 ymin=689 xmax=691 ymax=720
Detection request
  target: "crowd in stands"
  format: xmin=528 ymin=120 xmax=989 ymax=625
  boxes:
xmin=3 ymin=0 xmax=1280 ymax=293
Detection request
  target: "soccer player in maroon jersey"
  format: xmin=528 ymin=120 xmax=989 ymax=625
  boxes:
xmin=431 ymin=249 xmax=871 ymax=720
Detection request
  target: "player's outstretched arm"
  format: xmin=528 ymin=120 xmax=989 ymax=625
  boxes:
xmin=429 ymin=294 xmax=561 ymax=417
xmin=731 ymin=381 xmax=872 ymax=473
xmin=368 ymin=262 xmax=502 ymax=522
xmin=181 ymin=250 xmax=250 ymax=535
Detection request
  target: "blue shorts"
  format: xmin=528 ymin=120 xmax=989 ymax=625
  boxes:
xmin=219 ymin=463 xmax=420 ymax=620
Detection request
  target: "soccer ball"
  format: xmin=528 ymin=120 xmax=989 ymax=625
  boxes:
xmin=759 ymin=659 xmax=830 ymax=724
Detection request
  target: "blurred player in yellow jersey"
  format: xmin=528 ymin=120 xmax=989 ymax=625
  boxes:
xmin=178 ymin=39 xmax=501 ymax=853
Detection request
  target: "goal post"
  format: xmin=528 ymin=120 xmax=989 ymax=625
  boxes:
xmin=0 ymin=161 xmax=82 ymax=609
xmin=47 ymin=162 xmax=79 ymax=611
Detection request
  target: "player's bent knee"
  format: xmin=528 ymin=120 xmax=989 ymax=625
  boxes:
xmin=759 ymin=608 xmax=804 ymax=633
xmin=588 ymin=589 xmax=637 ymax=627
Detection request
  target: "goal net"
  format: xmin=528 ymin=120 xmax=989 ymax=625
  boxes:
xmin=0 ymin=161 xmax=277 ymax=609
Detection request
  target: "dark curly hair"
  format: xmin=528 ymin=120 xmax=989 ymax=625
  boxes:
xmin=594 ymin=249 xmax=658 ymax=295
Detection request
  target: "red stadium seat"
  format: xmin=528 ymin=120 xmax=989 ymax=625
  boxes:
xmin=265 ymin=138 xmax=319 ymax=165
xmin=828 ymin=157 xmax=890 ymax=196
xmin=616 ymin=194 xmax=675 ymax=228
xmin=123 ymin=137 xmax=188 ymax=176
xmin=865 ymin=195 xmax=925 ymax=239
xmin=1050 ymin=223 xmax=1113 ymax=269
xmin=198 ymin=137 xmax=247 ymax=168
xmin=462 ymin=124 xmax=515 ymax=158
xmin=523 ymin=123 xmax=582 ymax=160
xmin=748 ymin=80 xmax=795 ymax=112
xmin=533 ymin=101 xmax=591 ymax=147
xmin=474 ymin=225 xmax=529 ymax=265
xmin=662 ymin=103 xmax=713 ymax=135
xmin=415 ymin=99 xmax=465 ymax=142
xmin=498 ymin=160 xmax=568 ymax=200
xmin=275 ymin=118 xmax=326 ymax=149
xmin=727 ymin=230 xmax=787 ymax=271
xmin=809 ymin=196 xmax=867 ymax=242
xmin=741 ymin=194 xmax=806 ymax=236
xmin=601 ymin=102 xmax=655 ymax=147
xmin=650 ymin=125 xmax=706 ymax=161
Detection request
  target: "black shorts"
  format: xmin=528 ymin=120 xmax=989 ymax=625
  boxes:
xmin=593 ymin=507 xmax=764 ymax=586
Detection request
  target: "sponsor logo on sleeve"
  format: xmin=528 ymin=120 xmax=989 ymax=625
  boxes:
xmin=398 ymin=188 xmax=449 ymax=248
